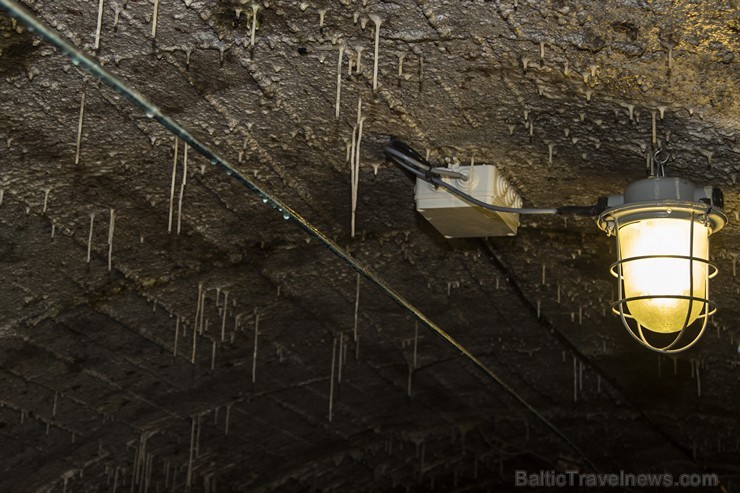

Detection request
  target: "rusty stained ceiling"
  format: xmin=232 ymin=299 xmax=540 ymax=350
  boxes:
xmin=0 ymin=0 xmax=738 ymax=492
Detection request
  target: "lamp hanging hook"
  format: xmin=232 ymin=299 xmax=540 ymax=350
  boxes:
xmin=653 ymin=148 xmax=669 ymax=177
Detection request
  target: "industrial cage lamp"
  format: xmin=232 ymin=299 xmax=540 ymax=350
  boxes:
xmin=596 ymin=155 xmax=726 ymax=353
xmin=385 ymin=141 xmax=727 ymax=354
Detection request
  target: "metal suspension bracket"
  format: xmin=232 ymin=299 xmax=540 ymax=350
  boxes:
xmin=652 ymin=147 xmax=669 ymax=177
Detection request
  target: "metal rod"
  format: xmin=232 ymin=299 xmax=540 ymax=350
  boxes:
xmin=0 ymin=0 xmax=595 ymax=472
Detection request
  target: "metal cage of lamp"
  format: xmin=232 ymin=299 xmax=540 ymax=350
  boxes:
xmin=601 ymin=203 xmax=722 ymax=353
xmin=598 ymin=186 xmax=726 ymax=353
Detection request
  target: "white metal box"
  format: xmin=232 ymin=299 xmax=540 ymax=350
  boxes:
xmin=414 ymin=165 xmax=521 ymax=238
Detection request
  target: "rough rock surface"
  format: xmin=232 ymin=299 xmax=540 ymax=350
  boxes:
xmin=0 ymin=0 xmax=737 ymax=491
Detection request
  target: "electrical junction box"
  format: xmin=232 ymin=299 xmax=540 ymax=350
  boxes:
xmin=414 ymin=165 xmax=522 ymax=238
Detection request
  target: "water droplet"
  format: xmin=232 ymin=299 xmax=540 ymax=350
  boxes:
xmin=71 ymin=58 xmax=80 ymax=66
xmin=145 ymin=111 xmax=154 ymax=118
xmin=282 ymin=212 xmax=290 ymax=220
xmin=210 ymin=158 xmax=218 ymax=165
xmin=262 ymin=197 xmax=269 ymax=204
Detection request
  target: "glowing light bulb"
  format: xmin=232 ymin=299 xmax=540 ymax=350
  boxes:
xmin=619 ymin=218 xmax=709 ymax=333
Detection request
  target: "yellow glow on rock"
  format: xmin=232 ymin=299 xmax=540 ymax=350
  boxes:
xmin=619 ymin=218 xmax=709 ymax=333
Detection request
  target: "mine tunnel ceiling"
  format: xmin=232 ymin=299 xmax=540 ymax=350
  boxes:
xmin=0 ymin=0 xmax=738 ymax=492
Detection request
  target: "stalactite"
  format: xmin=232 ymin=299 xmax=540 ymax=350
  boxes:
xmin=75 ymin=85 xmax=86 ymax=165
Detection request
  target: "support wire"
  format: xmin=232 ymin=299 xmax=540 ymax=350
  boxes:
xmin=0 ymin=0 xmax=596 ymax=472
